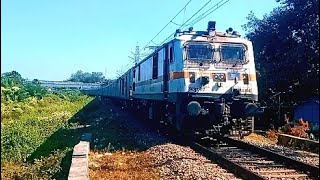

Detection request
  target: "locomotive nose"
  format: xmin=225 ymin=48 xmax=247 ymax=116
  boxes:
xmin=245 ymin=103 xmax=258 ymax=116
xmin=187 ymin=101 xmax=201 ymax=116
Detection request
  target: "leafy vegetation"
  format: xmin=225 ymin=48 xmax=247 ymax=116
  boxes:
xmin=1 ymin=71 xmax=24 ymax=88
xmin=243 ymin=0 xmax=319 ymax=104
xmin=242 ymin=0 xmax=319 ymax=126
xmin=68 ymin=70 xmax=105 ymax=83
xmin=1 ymin=71 xmax=48 ymax=102
xmin=1 ymin=71 xmax=93 ymax=179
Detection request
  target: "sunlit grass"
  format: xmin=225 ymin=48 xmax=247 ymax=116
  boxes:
xmin=1 ymin=90 xmax=93 ymax=180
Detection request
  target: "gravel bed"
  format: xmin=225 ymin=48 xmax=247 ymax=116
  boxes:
xmin=241 ymin=134 xmax=319 ymax=167
xmin=112 ymin=110 xmax=169 ymax=148
xmin=147 ymin=143 xmax=242 ymax=180
xmin=90 ymin=100 xmax=241 ymax=179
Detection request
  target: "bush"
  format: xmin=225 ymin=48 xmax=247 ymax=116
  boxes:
xmin=1 ymin=71 xmax=95 ymax=178
xmin=1 ymin=150 xmax=67 ymax=180
xmin=1 ymin=87 xmax=93 ymax=179
xmin=1 ymin=94 xmax=91 ymax=163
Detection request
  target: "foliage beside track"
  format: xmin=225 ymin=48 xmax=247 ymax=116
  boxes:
xmin=1 ymin=71 xmax=93 ymax=179
xmin=243 ymin=0 xmax=319 ymax=104
xmin=1 ymin=93 xmax=91 ymax=162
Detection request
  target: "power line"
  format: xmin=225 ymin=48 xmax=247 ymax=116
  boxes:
xmin=171 ymin=20 xmax=183 ymax=26
xmin=178 ymin=0 xmax=213 ymax=29
xmin=186 ymin=0 xmax=225 ymax=26
xmin=142 ymin=0 xmax=212 ymax=54
xmin=158 ymin=0 xmax=230 ymax=46
xmin=140 ymin=0 xmax=230 ymax=65
xmin=187 ymin=0 xmax=230 ymax=27
xmin=142 ymin=0 xmax=193 ymax=50
xmin=157 ymin=0 xmax=214 ymax=45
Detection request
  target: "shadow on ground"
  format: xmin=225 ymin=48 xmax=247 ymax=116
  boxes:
xmin=27 ymin=97 xmax=170 ymax=180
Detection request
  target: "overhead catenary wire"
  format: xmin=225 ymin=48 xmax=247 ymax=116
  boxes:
xmin=142 ymin=0 xmax=193 ymax=51
xmin=118 ymin=0 xmax=230 ymax=77
xmin=158 ymin=0 xmax=230 ymax=46
xmin=157 ymin=0 xmax=214 ymax=46
xmin=136 ymin=0 xmax=231 ymax=67
xmin=142 ymin=0 xmax=213 ymax=53
xmin=178 ymin=0 xmax=213 ymax=30
xmin=187 ymin=0 xmax=230 ymax=27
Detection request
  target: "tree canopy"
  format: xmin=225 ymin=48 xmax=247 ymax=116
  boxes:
xmin=68 ymin=70 xmax=106 ymax=83
xmin=1 ymin=71 xmax=24 ymax=87
xmin=243 ymin=0 xmax=319 ymax=105
xmin=1 ymin=71 xmax=47 ymax=101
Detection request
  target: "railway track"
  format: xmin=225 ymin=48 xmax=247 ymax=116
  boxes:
xmin=128 ymin=111 xmax=319 ymax=179
xmin=190 ymin=136 xmax=319 ymax=180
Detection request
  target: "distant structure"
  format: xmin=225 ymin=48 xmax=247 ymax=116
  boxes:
xmin=27 ymin=80 xmax=101 ymax=90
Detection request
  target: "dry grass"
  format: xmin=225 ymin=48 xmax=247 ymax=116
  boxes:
xmin=265 ymin=129 xmax=279 ymax=142
xmin=89 ymin=150 xmax=160 ymax=180
xmin=243 ymin=132 xmax=278 ymax=145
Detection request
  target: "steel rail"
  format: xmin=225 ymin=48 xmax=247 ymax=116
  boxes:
xmin=221 ymin=136 xmax=319 ymax=179
xmin=190 ymin=142 xmax=266 ymax=180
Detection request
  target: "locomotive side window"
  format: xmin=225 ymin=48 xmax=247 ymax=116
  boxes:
xmin=152 ymin=53 xmax=158 ymax=79
xmin=119 ymin=79 xmax=121 ymax=94
xmin=138 ymin=65 xmax=141 ymax=81
xmin=187 ymin=43 xmax=213 ymax=60
xmin=169 ymin=46 xmax=174 ymax=63
xmin=133 ymin=69 xmax=136 ymax=78
xmin=220 ymin=44 xmax=245 ymax=62
xmin=121 ymin=78 xmax=124 ymax=95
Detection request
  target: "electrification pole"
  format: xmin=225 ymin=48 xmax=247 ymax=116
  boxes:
xmin=129 ymin=43 xmax=141 ymax=65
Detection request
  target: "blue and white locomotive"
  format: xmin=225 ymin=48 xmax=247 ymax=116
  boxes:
xmin=84 ymin=21 xmax=260 ymax=135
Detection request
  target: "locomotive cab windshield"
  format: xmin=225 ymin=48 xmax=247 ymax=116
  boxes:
xmin=185 ymin=42 xmax=247 ymax=65
xmin=220 ymin=44 xmax=246 ymax=64
xmin=186 ymin=43 xmax=214 ymax=61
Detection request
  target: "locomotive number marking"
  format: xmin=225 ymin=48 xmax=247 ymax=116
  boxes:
xmin=188 ymin=87 xmax=200 ymax=92
xmin=240 ymin=88 xmax=252 ymax=93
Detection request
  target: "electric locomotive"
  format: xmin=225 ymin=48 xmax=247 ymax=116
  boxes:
xmin=83 ymin=21 xmax=261 ymax=136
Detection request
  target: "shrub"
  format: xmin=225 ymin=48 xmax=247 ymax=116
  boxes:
xmin=1 ymin=150 xmax=67 ymax=180
xmin=1 ymin=87 xmax=93 ymax=180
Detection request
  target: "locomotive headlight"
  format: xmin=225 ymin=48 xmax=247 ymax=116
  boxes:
xmin=245 ymin=103 xmax=258 ymax=116
xmin=212 ymin=73 xmax=226 ymax=82
xmin=187 ymin=101 xmax=201 ymax=116
xmin=243 ymin=74 xmax=249 ymax=85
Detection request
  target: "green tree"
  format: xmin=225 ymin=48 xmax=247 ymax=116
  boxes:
xmin=1 ymin=71 xmax=48 ymax=101
xmin=243 ymin=0 xmax=319 ymax=104
xmin=68 ymin=70 xmax=106 ymax=83
xmin=1 ymin=71 xmax=24 ymax=87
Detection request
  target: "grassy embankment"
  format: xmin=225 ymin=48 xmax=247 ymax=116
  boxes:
xmin=1 ymin=88 xmax=93 ymax=179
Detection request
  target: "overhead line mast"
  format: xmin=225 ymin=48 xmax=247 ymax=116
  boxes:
xmin=128 ymin=44 xmax=141 ymax=65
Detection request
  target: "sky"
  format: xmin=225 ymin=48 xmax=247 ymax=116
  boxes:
xmin=1 ymin=0 xmax=280 ymax=81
